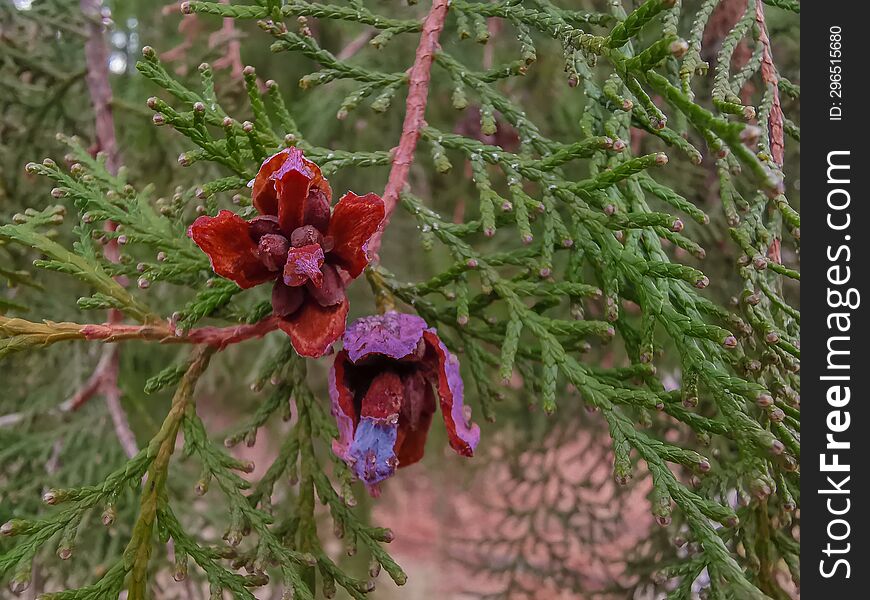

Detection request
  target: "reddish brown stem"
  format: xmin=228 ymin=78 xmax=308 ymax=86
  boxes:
xmin=66 ymin=345 xmax=118 ymax=411
xmin=337 ymin=28 xmax=377 ymax=61
xmin=0 ymin=316 xmax=278 ymax=431
xmin=75 ymin=1 xmax=137 ymax=457
xmin=368 ymin=0 xmax=450 ymax=262
xmin=81 ymin=0 xmax=120 ymax=174
xmin=80 ymin=316 xmax=280 ymax=348
xmin=81 ymin=0 xmax=123 ymax=298
xmin=62 ymin=345 xmax=139 ymax=457
xmin=755 ymin=1 xmax=784 ymax=167
xmin=210 ymin=0 xmax=244 ymax=78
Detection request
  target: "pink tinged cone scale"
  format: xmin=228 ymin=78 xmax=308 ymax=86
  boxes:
xmin=187 ymin=148 xmax=385 ymax=357
xmin=330 ymin=313 xmax=481 ymax=495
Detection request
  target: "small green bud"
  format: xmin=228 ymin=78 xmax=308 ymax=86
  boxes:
xmin=102 ymin=504 xmax=116 ymax=527
xmin=368 ymin=556 xmax=382 ymax=578
xmin=1 ymin=519 xmax=29 ymax=536
xmin=480 ymin=105 xmax=497 ymax=136
xmin=369 ymin=527 xmax=394 ymax=543
xmin=452 ymin=85 xmax=468 ymax=110
xmin=174 ymin=552 xmax=189 ymax=581
xmin=43 ymin=489 xmax=66 ymax=505
xmin=9 ymin=565 xmax=31 ymax=594
xmin=756 ymin=393 xmax=774 ymax=407
xmin=669 ymin=39 xmax=689 ymax=58
xmin=739 ymin=125 xmax=762 ymax=144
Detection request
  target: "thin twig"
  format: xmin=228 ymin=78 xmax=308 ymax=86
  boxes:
xmin=1 ymin=314 xmax=280 ymax=350
xmin=368 ymin=0 xmax=450 ymax=261
xmin=160 ymin=3 xmax=201 ymax=67
xmin=64 ymin=343 xmax=117 ymax=411
xmin=210 ymin=0 xmax=244 ymax=78
xmin=83 ymin=316 xmax=280 ymax=347
xmin=103 ymin=352 xmax=140 ymax=458
xmin=77 ymin=0 xmax=138 ymax=457
xmin=81 ymin=3 xmax=122 ymax=272
xmin=81 ymin=0 xmax=120 ymax=174
xmin=0 ymin=347 xmax=133 ymax=455
xmin=336 ymin=28 xmax=377 ymax=61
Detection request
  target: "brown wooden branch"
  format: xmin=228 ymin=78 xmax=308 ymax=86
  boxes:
xmin=81 ymin=0 xmax=134 ymax=453
xmin=0 ymin=314 xmax=276 ymax=435
xmin=368 ymin=0 xmax=450 ymax=262
xmin=56 ymin=344 xmax=138 ymax=457
xmin=65 ymin=344 xmax=118 ymax=411
xmin=0 ymin=313 xmax=275 ymax=432
xmin=81 ymin=1 xmax=122 ymax=278
xmin=337 ymin=28 xmax=377 ymax=61
xmin=81 ymin=0 xmax=120 ymax=174
xmin=83 ymin=316 xmax=280 ymax=348
xmin=210 ymin=0 xmax=244 ymax=79
xmin=1 ymin=315 xmax=280 ymax=349
xmin=78 ymin=0 xmax=138 ymax=456
xmin=754 ymin=1 xmax=783 ymax=167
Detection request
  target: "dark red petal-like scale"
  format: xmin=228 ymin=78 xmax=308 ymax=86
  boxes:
xmin=283 ymin=244 xmax=325 ymax=288
xmin=271 ymin=279 xmax=305 ymax=317
xmin=251 ymin=148 xmax=332 ymax=233
xmin=290 ymin=225 xmax=324 ymax=248
xmin=306 ymin=263 xmax=345 ymax=307
xmin=329 ymin=350 xmax=357 ymax=463
xmin=394 ymin=370 xmax=436 ymax=469
xmin=303 ymin=188 xmax=332 ymax=233
xmin=275 ymin=149 xmax=332 ymax=235
xmin=276 ymin=296 xmax=349 ymax=358
xmin=303 ymin=155 xmax=332 ymax=201
xmin=423 ymin=330 xmax=480 ymax=457
xmin=360 ymin=371 xmax=404 ymax=419
xmin=188 ymin=210 xmax=273 ymax=289
xmin=327 ymin=192 xmax=385 ymax=278
xmin=251 ymin=151 xmax=291 ymax=217
xmin=275 ymin=163 xmax=314 ymax=235
xmin=257 ymin=234 xmax=290 ymax=272
xmin=350 ymin=372 xmax=403 ymax=484
xmin=248 ymin=215 xmax=282 ymax=241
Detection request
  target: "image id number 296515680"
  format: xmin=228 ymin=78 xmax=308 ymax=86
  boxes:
xmin=829 ymin=25 xmax=843 ymax=121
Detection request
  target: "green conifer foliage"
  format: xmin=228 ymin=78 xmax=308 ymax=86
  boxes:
xmin=1 ymin=1 xmax=799 ymax=598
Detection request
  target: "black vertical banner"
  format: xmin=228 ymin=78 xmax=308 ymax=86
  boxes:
xmin=803 ymin=2 xmax=869 ymax=596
